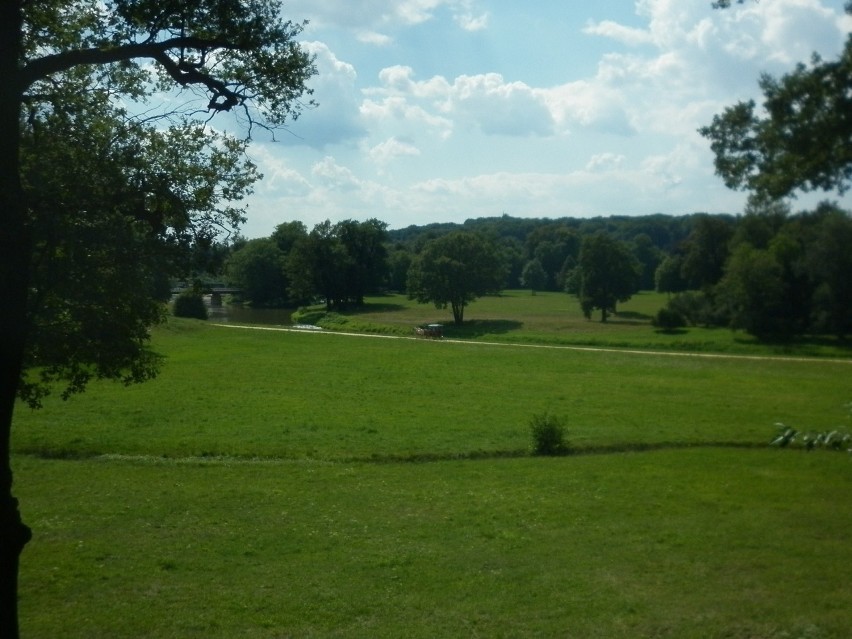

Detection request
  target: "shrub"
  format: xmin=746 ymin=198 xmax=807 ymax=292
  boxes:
xmin=291 ymin=306 xmax=326 ymax=326
xmin=652 ymin=307 xmax=686 ymax=332
xmin=173 ymin=291 xmax=208 ymax=320
xmin=530 ymin=412 xmax=568 ymax=456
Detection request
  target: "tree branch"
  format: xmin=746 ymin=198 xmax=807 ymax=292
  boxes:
xmin=19 ymin=36 xmax=243 ymax=97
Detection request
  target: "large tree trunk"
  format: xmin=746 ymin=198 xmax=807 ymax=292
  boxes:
xmin=0 ymin=3 xmax=32 ymax=638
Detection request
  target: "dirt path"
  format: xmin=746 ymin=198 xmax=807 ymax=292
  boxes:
xmin=211 ymin=323 xmax=852 ymax=365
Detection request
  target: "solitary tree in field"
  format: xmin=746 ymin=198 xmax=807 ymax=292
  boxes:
xmin=575 ymin=233 xmax=640 ymax=322
xmin=407 ymin=231 xmax=507 ymax=325
xmin=0 ymin=2 xmax=316 ymax=636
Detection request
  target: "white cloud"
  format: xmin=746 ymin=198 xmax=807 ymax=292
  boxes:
xmin=369 ymin=137 xmax=421 ymax=167
xmin=586 ymin=153 xmax=626 ymax=172
xmin=311 ymin=156 xmax=361 ymax=191
xmin=236 ymin=1 xmax=852 ymax=238
xmin=456 ymin=12 xmax=489 ymax=31
xmin=287 ymin=0 xmax=488 ymax=31
xmin=583 ymin=20 xmax=653 ymax=46
xmin=288 ymin=42 xmax=367 ymax=148
xmin=357 ymin=31 xmax=394 ymax=46
xmin=251 ymin=146 xmax=312 ymax=197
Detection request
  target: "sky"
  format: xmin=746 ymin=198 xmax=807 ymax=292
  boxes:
xmin=228 ymin=0 xmax=852 ymax=238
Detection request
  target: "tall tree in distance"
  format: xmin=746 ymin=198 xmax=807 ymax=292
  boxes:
xmin=1 ymin=2 xmax=316 ymax=636
xmin=576 ymin=233 xmax=640 ymax=322
xmin=407 ymin=231 xmax=507 ymax=325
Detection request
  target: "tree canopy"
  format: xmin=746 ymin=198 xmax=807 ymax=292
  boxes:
xmin=1 ymin=2 xmax=316 ymax=636
xmin=576 ymin=233 xmax=640 ymax=322
xmin=407 ymin=231 xmax=507 ymax=325
xmin=701 ymin=2 xmax=852 ymax=201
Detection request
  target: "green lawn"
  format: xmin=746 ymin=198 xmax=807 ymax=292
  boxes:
xmin=313 ymin=290 xmax=852 ymax=358
xmin=11 ymin=305 xmax=852 ymax=638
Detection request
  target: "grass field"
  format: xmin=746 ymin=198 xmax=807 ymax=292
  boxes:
xmin=11 ymin=292 xmax=852 ymax=638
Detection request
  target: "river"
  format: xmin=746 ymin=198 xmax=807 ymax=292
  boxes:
xmin=202 ymin=295 xmax=297 ymax=326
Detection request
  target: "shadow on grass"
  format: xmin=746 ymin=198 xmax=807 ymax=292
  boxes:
xmin=347 ymin=302 xmax=408 ymax=314
xmin=609 ymin=311 xmax=653 ymax=324
xmin=444 ymin=319 xmax=524 ymax=339
xmin=732 ymin=333 xmax=852 ymax=356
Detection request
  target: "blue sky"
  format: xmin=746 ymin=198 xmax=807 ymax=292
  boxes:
xmin=233 ymin=0 xmax=852 ymax=237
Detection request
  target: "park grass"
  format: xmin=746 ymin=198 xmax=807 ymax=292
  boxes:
xmin=311 ymin=290 xmax=852 ymax=358
xmin=11 ymin=309 xmax=852 ymax=637
xmin=11 ymin=320 xmax=852 ymax=460
xmin=15 ymin=449 xmax=852 ymax=638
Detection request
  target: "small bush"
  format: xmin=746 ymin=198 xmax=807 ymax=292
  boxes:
xmin=652 ymin=307 xmax=686 ymax=332
xmin=291 ymin=306 xmax=326 ymax=325
xmin=530 ymin=412 xmax=568 ymax=456
xmin=173 ymin=291 xmax=208 ymax=320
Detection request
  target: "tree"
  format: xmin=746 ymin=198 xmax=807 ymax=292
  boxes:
xmin=654 ymin=255 xmax=688 ymax=297
xmin=717 ymin=245 xmax=788 ymax=336
xmin=407 ymin=232 xmax=507 ymax=325
xmin=1 ymin=3 xmax=315 ymax=636
xmin=521 ymin=259 xmax=548 ymax=294
xmin=335 ymin=219 xmax=389 ymax=306
xmin=631 ymin=233 xmax=664 ymax=290
xmin=700 ymin=4 xmax=852 ymax=201
xmin=804 ymin=205 xmax=852 ymax=337
xmin=680 ymin=216 xmax=734 ymax=290
xmin=287 ymin=219 xmax=388 ymax=310
xmin=575 ymin=233 xmax=640 ymax=322
xmin=225 ymin=238 xmax=290 ymax=307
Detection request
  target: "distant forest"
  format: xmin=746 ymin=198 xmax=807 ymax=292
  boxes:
xmin=207 ymin=203 xmax=851 ymax=339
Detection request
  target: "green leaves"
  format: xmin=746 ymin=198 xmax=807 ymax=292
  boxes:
xmin=701 ymin=36 xmax=852 ymax=200
xmin=407 ymin=232 xmax=507 ymax=325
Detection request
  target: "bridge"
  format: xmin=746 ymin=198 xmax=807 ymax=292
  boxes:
xmin=171 ymin=286 xmax=242 ymax=306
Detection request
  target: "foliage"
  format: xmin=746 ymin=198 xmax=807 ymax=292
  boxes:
xmin=18 ymin=93 xmax=258 ymax=407
xmin=680 ymin=216 xmax=734 ymax=290
xmin=654 ymin=254 xmax=688 ymax=296
xmin=172 ymin=291 xmax=208 ymax=320
xmin=287 ymin=219 xmax=389 ymax=311
xmin=652 ymin=308 xmax=687 ymax=332
xmin=575 ymin=232 xmax=640 ymax=322
xmin=520 ymin=259 xmax=547 ymax=293
xmin=1 ymin=2 xmax=318 ymax=636
xmin=225 ymin=238 xmax=290 ymax=307
xmin=716 ymin=244 xmax=788 ymax=337
xmin=407 ymin=231 xmax=507 ymax=325
xmin=529 ymin=412 xmax=568 ymax=456
xmin=700 ymin=7 xmax=852 ymax=200
xmin=290 ymin=307 xmax=327 ymax=326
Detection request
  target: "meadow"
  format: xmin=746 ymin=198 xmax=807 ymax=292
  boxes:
xmin=11 ymin=291 xmax=852 ymax=638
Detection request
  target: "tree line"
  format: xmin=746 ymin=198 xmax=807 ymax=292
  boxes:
xmin=215 ymin=204 xmax=852 ymax=336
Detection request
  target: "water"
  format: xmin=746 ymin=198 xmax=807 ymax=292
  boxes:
xmin=203 ymin=296 xmax=297 ymax=326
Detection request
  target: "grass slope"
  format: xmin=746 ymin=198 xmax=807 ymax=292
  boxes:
xmin=12 ymin=302 xmax=852 ymax=638
xmin=16 ymin=450 xmax=852 ymax=638
xmin=11 ymin=320 xmax=852 ymax=460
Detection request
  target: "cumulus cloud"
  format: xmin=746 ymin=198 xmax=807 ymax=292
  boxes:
xmin=287 ymin=42 xmax=367 ymax=148
xmin=369 ymin=137 xmax=421 ymax=167
xmin=286 ymin=0 xmax=488 ymax=31
xmin=586 ymin=153 xmax=626 ymax=172
xmin=238 ymin=0 xmax=852 ymax=238
xmin=311 ymin=156 xmax=362 ymax=191
xmin=583 ymin=20 xmax=653 ymax=46
xmin=357 ymin=31 xmax=394 ymax=46
xmin=456 ymin=12 xmax=489 ymax=31
xmin=251 ymin=147 xmax=312 ymax=197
